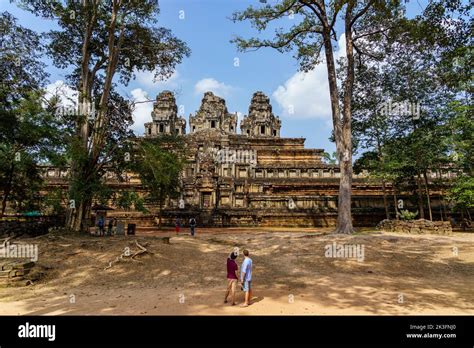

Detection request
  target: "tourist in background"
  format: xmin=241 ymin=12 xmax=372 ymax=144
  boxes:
xmin=224 ymin=250 xmax=239 ymax=306
xmin=175 ymin=217 xmax=181 ymax=234
xmin=107 ymin=218 xmax=114 ymax=236
xmin=189 ymin=217 xmax=196 ymax=236
xmin=240 ymin=249 xmax=253 ymax=307
xmin=97 ymin=216 xmax=105 ymax=236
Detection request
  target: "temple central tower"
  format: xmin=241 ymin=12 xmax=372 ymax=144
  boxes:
xmin=189 ymin=92 xmax=237 ymax=134
xmin=240 ymin=91 xmax=281 ymax=137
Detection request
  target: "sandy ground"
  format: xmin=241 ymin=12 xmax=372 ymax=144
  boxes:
xmin=0 ymin=228 xmax=473 ymax=315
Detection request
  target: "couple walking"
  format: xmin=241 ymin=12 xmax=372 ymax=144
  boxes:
xmin=225 ymin=249 xmax=253 ymax=307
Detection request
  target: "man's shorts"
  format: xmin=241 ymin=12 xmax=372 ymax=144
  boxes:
xmin=242 ymin=280 xmax=252 ymax=292
xmin=227 ymin=279 xmax=237 ymax=293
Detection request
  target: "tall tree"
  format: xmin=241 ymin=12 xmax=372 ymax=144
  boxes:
xmin=352 ymin=0 xmax=472 ymax=221
xmin=17 ymin=0 xmax=190 ymax=231
xmin=351 ymin=61 xmax=392 ymax=219
xmin=232 ymin=0 xmax=402 ymax=233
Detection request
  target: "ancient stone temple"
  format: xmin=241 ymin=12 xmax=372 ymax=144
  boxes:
xmin=38 ymin=90 xmax=450 ymax=227
xmin=144 ymin=91 xmax=186 ymax=136
xmin=189 ymin=91 xmax=237 ymax=134
xmin=142 ymin=90 xmax=390 ymax=227
xmin=240 ymin=91 xmax=281 ymax=137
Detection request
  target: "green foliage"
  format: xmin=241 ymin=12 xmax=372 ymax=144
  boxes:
xmin=0 ymin=11 xmax=47 ymax=106
xmin=231 ymin=1 xmax=402 ymax=72
xmin=114 ymin=190 xmax=148 ymax=213
xmin=449 ymin=175 xmax=474 ymax=211
xmin=0 ymin=12 xmax=69 ymax=216
xmin=132 ymin=136 xmax=185 ymax=211
xmin=447 ymin=101 xmax=474 ymax=176
xmin=398 ymin=209 xmax=418 ymax=221
xmin=351 ymin=0 xmax=471 ymax=217
xmin=16 ymin=0 xmax=191 ymax=87
xmin=43 ymin=188 xmax=67 ymax=215
xmin=12 ymin=0 xmax=190 ymax=230
xmin=0 ymin=91 xmax=65 ymax=215
xmin=0 ymin=11 xmax=67 ymax=214
xmin=322 ymin=151 xmax=338 ymax=165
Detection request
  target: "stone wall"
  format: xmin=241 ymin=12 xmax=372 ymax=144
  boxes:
xmin=0 ymin=260 xmax=35 ymax=286
xmin=0 ymin=217 xmax=63 ymax=237
xmin=377 ymin=219 xmax=452 ymax=234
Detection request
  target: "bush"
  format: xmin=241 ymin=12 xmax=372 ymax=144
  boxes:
xmin=397 ymin=209 xmax=418 ymax=220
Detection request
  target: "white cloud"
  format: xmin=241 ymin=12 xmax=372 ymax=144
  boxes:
xmin=44 ymin=80 xmax=78 ymax=107
xmin=135 ymin=69 xmax=181 ymax=89
xmin=194 ymin=78 xmax=234 ymax=97
xmin=272 ymin=34 xmax=346 ymax=120
xmin=273 ymin=67 xmax=332 ymax=119
xmin=130 ymin=88 xmax=153 ymax=135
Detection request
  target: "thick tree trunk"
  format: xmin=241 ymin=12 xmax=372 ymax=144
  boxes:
xmin=319 ymin=5 xmax=355 ymax=234
xmin=72 ymin=201 xmax=84 ymax=232
xmin=422 ymin=171 xmax=433 ymax=221
xmin=158 ymin=199 xmax=163 ymax=230
xmin=66 ymin=2 xmax=97 ymax=232
xmin=440 ymin=187 xmax=448 ymax=221
xmin=1 ymin=163 xmax=15 ymax=218
xmin=393 ymin=191 xmax=399 ymax=220
xmin=335 ymin=156 xmax=354 ymax=233
xmin=333 ymin=4 xmax=356 ymax=234
xmin=381 ymin=180 xmax=389 ymax=219
xmin=375 ymin=138 xmax=389 ymax=220
xmin=415 ymin=173 xmax=425 ymax=219
xmin=1 ymin=191 xmax=9 ymax=217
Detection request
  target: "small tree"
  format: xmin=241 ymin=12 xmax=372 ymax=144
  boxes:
xmin=132 ymin=136 xmax=185 ymax=229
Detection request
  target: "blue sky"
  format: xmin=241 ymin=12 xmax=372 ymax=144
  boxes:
xmin=1 ymin=0 xmax=428 ymax=153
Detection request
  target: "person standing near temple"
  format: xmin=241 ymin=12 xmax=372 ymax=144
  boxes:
xmin=107 ymin=218 xmax=114 ymax=236
xmin=97 ymin=216 xmax=105 ymax=236
xmin=189 ymin=217 xmax=196 ymax=236
xmin=175 ymin=217 xmax=181 ymax=234
xmin=224 ymin=251 xmax=239 ymax=306
xmin=240 ymin=249 xmax=253 ymax=307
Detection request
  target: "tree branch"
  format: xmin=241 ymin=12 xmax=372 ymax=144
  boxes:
xmin=350 ymin=0 xmax=376 ymax=27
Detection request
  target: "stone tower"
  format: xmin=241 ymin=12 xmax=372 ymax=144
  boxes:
xmin=189 ymin=92 xmax=237 ymax=134
xmin=240 ymin=91 xmax=281 ymax=137
xmin=144 ymin=91 xmax=186 ymax=137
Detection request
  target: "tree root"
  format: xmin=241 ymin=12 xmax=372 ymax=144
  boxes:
xmin=131 ymin=240 xmax=147 ymax=259
xmin=104 ymin=240 xmax=152 ymax=270
xmin=331 ymin=227 xmax=355 ymax=235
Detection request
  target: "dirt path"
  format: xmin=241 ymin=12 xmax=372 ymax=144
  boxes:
xmin=0 ymin=229 xmax=473 ymax=315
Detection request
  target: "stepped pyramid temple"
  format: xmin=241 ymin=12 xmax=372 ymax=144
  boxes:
xmin=41 ymin=90 xmax=449 ymax=227
xmin=137 ymin=90 xmax=383 ymax=226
